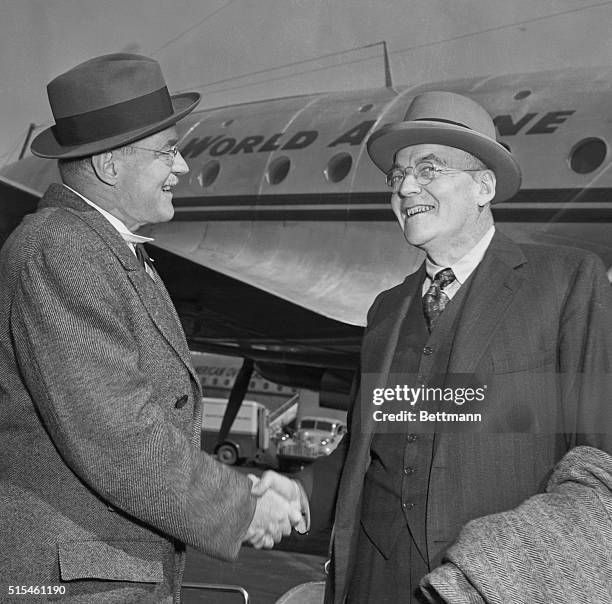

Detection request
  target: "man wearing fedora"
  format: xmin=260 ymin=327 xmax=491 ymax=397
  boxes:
xmin=254 ymin=91 xmax=612 ymax=602
xmin=0 ymin=54 xmax=302 ymax=603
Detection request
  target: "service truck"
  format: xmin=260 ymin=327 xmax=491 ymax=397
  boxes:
xmin=201 ymin=397 xmax=270 ymax=465
xmin=200 ymin=395 xmax=298 ymax=465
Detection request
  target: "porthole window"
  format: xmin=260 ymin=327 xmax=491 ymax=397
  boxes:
xmin=359 ymin=103 xmax=373 ymax=113
xmin=324 ymin=153 xmax=353 ymax=183
xmin=195 ymin=160 xmax=220 ymax=187
xmin=266 ymin=156 xmax=291 ymax=185
xmin=514 ymin=90 xmax=531 ymax=101
xmin=569 ymin=138 xmax=607 ymax=174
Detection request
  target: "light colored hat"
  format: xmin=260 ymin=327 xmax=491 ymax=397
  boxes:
xmin=367 ymin=91 xmax=521 ymax=202
xmin=31 ymin=53 xmax=201 ymax=159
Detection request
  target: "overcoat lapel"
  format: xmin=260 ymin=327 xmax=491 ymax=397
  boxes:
xmin=42 ymin=184 xmax=201 ymax=388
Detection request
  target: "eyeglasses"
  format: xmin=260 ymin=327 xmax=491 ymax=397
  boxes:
xmin=385 ymin=161 xmax=480 ymax=191
xmin=129 ymin=144 xmax=180 ymax=165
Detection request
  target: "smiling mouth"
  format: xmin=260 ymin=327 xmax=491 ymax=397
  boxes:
xmin=404 ymin=204 xmax=434 ymax=218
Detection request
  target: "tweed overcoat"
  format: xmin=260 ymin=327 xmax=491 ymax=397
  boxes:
xmin=0 ymin=184 xmax=255 ymax=603
xmin=303 ymin=231 xmax=612 ymax=604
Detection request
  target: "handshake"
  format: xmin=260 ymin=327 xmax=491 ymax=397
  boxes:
xmin=245 ymin=471 xmax=310 ymax=549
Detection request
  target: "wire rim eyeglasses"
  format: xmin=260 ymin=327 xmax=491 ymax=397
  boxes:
xmin=386 ymin=162 xmax=481 ymax=191
xmin=129 ymin=144 xmax=180 ymax=163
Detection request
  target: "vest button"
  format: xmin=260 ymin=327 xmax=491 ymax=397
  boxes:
xmin=402 ymin=502 xmax=415 ymax=510
xmin=423 ymin=346 xmax=433 ymax=355
xmin=403 ymin=467 xmax=415 ymax=475
xmin=407 ymin=434 xmax=417 ymax=442
xmin=175 ymin=394 xmax=189 ymax=409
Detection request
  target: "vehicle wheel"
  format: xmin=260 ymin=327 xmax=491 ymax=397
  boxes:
xmin=216 ymin=443 xmax=238 ymax=465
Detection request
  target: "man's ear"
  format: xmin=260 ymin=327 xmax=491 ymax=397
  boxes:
xmin=90 ymin=151 xmax=118 ymax=185
xmin=476 ymin=170 xmax=496 ymax=206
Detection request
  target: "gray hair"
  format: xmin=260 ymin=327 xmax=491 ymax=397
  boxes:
xmin=57 ymin=146 xmax=135 ymax=185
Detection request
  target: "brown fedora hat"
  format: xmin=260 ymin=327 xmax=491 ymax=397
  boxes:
xmin=31 ymin=53 xmax=201 ymax=159
xmin=367 ymin=91 xmax=521 ymax=203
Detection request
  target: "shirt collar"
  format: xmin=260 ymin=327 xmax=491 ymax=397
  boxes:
xmin=63 ymin=184 xmax=154 ymax=244
xmin=425 ymin=225 xmax=495 ymax=285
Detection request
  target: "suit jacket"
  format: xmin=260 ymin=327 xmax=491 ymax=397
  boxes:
xmin=0 ymin=184 xmax=255 ymax=603
xmin=304 ymin=231 xmax=612 ymax=604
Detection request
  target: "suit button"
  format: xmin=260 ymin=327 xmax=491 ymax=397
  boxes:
xmin=402 ymin=502 xmax=415 ymax=510
xmin=403 ymin=467 xmax=415 ymax=475
xmin=423 ymin=346 xmax=433 ymax=355
xmin=407 ymin=434 xmax=417 ymax=442
xmin=175 ymin=394 xmax=188 ymax=409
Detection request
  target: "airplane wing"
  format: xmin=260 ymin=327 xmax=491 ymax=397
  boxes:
xmin=0 ymin=160 xmax=360 ymax=406
xmin=5 ymin=66 xmax=612 ymax=407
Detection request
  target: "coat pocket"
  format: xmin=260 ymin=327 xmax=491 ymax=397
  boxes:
xmin=58 ymin=539 xmax=164 ymax=583
xmin=491 ymin=346 xmax=556 ymax=374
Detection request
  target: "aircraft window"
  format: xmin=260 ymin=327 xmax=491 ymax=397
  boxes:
xmin=514 ymin=90 xmax=531 ymax=100
xmin=359 ymin=104 xmax=373 ymax=112
xmin=569 ymin=138 xmax=607 ymax=174
xmin=266 ymin=156 xmax=291 ymax=185
xmin=325 ymin=153 xmax=353 ymax=183
xmin=197 ymin=160 xmax=221 ymax=187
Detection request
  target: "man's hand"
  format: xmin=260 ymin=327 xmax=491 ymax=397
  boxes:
xmin=251 ymin=471 xmax=309 ymax=535
xmin=245 ymin=473 xmax=305 ymax=549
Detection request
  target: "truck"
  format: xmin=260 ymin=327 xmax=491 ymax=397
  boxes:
xmin=276 ymin=415 xmax=347 ymax=472
xmin=200 ymin=395 xmax=299 ymax=466
xmin=201 ymin=397 xmax=270 ymax=465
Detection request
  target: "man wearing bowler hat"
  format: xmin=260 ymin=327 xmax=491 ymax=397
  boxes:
xmin=254 ymin=91 xmax=612 ymax=602
xmin=0 ymin=54 xmax=302 ymax=603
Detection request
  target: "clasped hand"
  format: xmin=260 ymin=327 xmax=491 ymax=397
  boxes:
xmin=245 ymin=471 xmax=307 ymax=549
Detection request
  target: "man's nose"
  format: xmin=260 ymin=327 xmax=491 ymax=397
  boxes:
xmin=398 ymin=172 xmax=421 ymax=196
xmin=172 ymin=150 xmax=189 ymax=174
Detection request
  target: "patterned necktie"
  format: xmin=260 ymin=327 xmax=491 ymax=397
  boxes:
xmin=422 ymin=268 xmax=456 ymax=331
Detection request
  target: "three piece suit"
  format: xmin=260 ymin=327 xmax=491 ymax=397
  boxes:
xmin=304 ymin=230 xmax=612 ymax=603
xmin=0 ymin=184 xmax=255 ymax=602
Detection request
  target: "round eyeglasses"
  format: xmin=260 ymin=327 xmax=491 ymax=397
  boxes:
xmin=386 ymin=161 xmax=480 ymax=191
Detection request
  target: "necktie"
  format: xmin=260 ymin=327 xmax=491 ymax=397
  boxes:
xmin=422 ymin=268 xmax=456 ymax=331
xmin=134 ymin=243 xmax=154 ymax=275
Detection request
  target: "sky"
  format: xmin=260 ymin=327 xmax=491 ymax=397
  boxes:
xmin=2 ymin=0 xmax=612 ymax=165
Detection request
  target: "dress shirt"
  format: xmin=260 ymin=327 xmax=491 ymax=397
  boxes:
xmin=422 ymin=226 xmax=495 ymax=300
xmin=63 ymin=184 xmax=156 ymax=278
